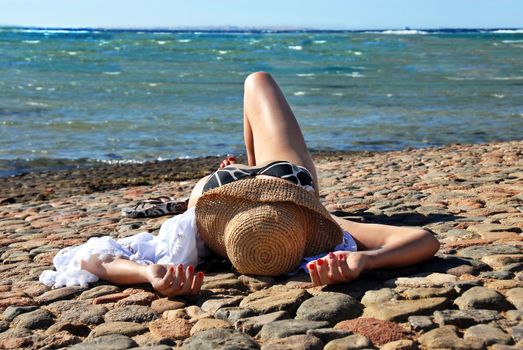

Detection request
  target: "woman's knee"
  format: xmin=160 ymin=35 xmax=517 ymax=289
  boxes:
xmin=244 ymin=71 xmax=274 ymax=92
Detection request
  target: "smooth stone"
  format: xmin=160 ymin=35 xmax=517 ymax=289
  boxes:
xmin=59 ymin=303 xmax=108 ymax=325
xmin=70 ymin=334 xmax=138 ymax=349
xmin=295 ymin=292 xmax=362 ymax=325
xmin=78 ymin=285 xmax=121 ymax=300
xmin=202 ymin=276 xmax=247 ymax=291
xmin=306 ymin=328 xmax=353 ymax=343
xmin=468 ymin=223 xmax=522 ymax=234
xmin=0 ymin=321 xmax=8 ymax=332
xmin=433 ymin=309 xmax=500 ymax=327
xmin=89 ymin=321 xmax=148 ymax=338
xmin=512 ymin=324 xmax=523 ymax=342
xmin=506 ymin=288 xmax=523 ymax=310
xmin=35 ymin=286 xmax=85 ymax=303
xmin=148 ymin=317 xmax=192 ymax=340
xmin=407 ymin=315 xmax=436 ymax=332
xmin=482 ymin=255 xmax=523 ymax=269
xmin=360 ymin=288 xmax=399 ymax=306
xmin=261 ymin=334 xmax=324 ymax=350
xmin=200 ymin=296 xmax=244 ymax=314
xmin=150 ymin=298 xmax=185 ymax=314
xmin=259 ymin=319 xmax=330 ymax=342
xmin=12 ymin=308 xmax=54 ymax=329
xmin=418 ymin=325 xmax=482 ymax=350
xmin=505 ymin=310 xmax=523 ymax=322
xmin=185 ymin=305 xmax=213 ymax=322
xmin=363 ymin=297 xmax=449 ymax=322
xmin=402 ymin=286 xmax=457 ymax=300
xmin=182 ymin=328 xmax=259 ymax=350
xmin=503 ymin=262 xmax=523 ymax=273
xmin=458 ymin=245 xmax=521 ymax=260
xmin=214 ymin=307 xmax=257 ymax=321
xmin=380 ymin=339 xmax=418 ymax=350
xmin=104 ymin=305 xmax=158 ymax=323
xmin=239 ymin=286 xmax=310 ymax=315
xmin=238 ymin=275 xmax=275 ymax=291
xmin=480 ymin=270 xmax=514 ymax=280
xmin=454 ymin=286 xmax=511 ymax=310
xmin=324 ymin=334 xmax=372 ymax=350
xmin=385 ymin=273 xmax=457 ymax=288
xmin=2 ymin=305 xmax=38 ymax=322
xmin=190 ymin=318 xmax=233 ymax=336
xmin=235 ymin=310 xmax=290 ymax=336
xmin=46 ymin=321 xmax=92 ymax=337
xmin=463 ymin=324 xmax=512 ymax=346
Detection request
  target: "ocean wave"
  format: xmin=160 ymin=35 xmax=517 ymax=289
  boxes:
xmin=313 ymin=40 xmax=327 ymax=44
xmin=16 ymin=28 xmax=98 ymax=34
xmin=365 ymin=29 xmax=428 ymax=35
xmin=22 ymin=40 xmax=40 ymax=44
xmin=288 ymin=45 xmax=303 ymax=50
xmin=293 ymin=91 xmax=306 ymax=96
xmin=296 ymin=73 xmax=315 ymax=77
xmin=177 ymin=39 xmax=191 ymax=43
xmin=491 ymin=29 xmax=523 ymax=34
xmin=502 ymin=40 xmax=523 ymax=43
xmin=446 ymin=75 xmax=523 ymax=81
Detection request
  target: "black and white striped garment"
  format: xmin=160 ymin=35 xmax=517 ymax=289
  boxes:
xmin=202 ymin=160 xmax=315 ymax=193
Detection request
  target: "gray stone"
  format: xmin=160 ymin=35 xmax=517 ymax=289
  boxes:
xmin=433 ymin=309 xmax=500 ymax=328
xmin=386 ymin=273 xmax=457 ymax=288
xmin=2 ymin=305 xmax=39 ymax=322
xmin=259 ymin=319 xmax=330 ymax=342
xmin=402 ymin=286 xmax=457 ymax=300
xmin=239 ymin=286 xmax=310 ymax=315
xmin=512 ymin=324 xmax=523 ymax=343
xmin=59 ymin=303 xmax=108 ymax=325
xmin=296 ymin=293 xmax=362 ymax=325
xmin=183 ymin=328 xmax=259 ymax=350
xmin=419 ymin=325 xmax=482 ymax=350
xmin=363 ymin=297 xmax=449 ymax=322
xmin=503 ymin=262 xmax=523 ymax=273
xmin=458 ymin=245 xmax=521 ymax=260
xmin=200 ymin=296 xmax=244 ymax=314
xmin=505 ymin=310 xmax=523 ymax=322
xmin=480 ymin=271 xmax=514 ymax=279
xmin=324 ymin=334 xmax=372 ymax=350
xmin=464 ymin=324 xmax=512 ymax=346
xmin=78 ymin=285 xmax=121 ymax=300
xmin=261 ymin=334 xmax=324 ymax=350
xmin=70 ymin=334 xmax=138 ymax=349
xmin=506 ymin=288 xmax=523 ymax=310
xmin=0 ymin=321 xmax=8 ymax=333
xmin=104 ymin=305 xmax=158 ymax=323
xmin=35 ymin=286 xmax=85 ymax=303
xmin=360 ymin=288 xmax=399 ymax=306
xmin=89 ymin=321 xmax=148 ymax=338
xmin=453 ymin=280 xmax=482 ymax=294
xmin=235 ymin=311 xmax=290 ymax=336
xmin=215 ymin=307 xmax=257 ymax=321
xmin=454 ymin=286 xmax=511 ymax=311
xmin=45 ymin=321 xmax=92 ymax=337
xmin=306 ymin=328 xmax=353 ymax=343
xmin=12 ymin=308 xmax=54 ymax=330
xmin=407 ymin=315 xmax=436 ymax=332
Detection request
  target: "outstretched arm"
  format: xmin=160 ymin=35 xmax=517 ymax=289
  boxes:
xmin=81 ymin=255 xmax=204 ymax=296
xmin=308 ymin=215 xmax=440 ymax=286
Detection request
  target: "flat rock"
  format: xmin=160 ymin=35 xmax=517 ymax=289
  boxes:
xmin=385 ymin=273 xmax=457 ymax=288
xmin=360 ymin=288 xmax=399 ymax=306
xmin=12 ymin=308 xmax=54 ymax=329
xmin=463 ymin=324 xmax=512 ymax=346
xmin=506 ymin=287 xmax=523 ymax=310
xmin=70 ymin=334 xmax=138 ymax=349
xmin=306 ymin=328 xmax=353 ymax=343
xmin=259 ymin=319 xmax=330 ymax=342
xmin=512 ymin=324 xmax=523 ymax=343
xmin=454 ymin=286 xmax=511 ymax=310
xmin=58 ymin=303 xmax=108 ymax=325
xmin=104 ymin=305 xmax=158 ymax=323
xmin=433 ymin=309 xmax=500 ymax=327
xmin=150 ymin=298 xmax=185 ymax=314
xmin=402 ymin=286 xmax=457 ymax=299
xmin=190 ymin=318 xmax=232 ymax=336
xmin=363 ymin=297 xmax=449 ymax=322
xmin=239 ymin=286 xmax=310 ymax=315
xmin=380 ymin=339 xmax=418 ymax=350
xmin=235 ymin=310 xmax=290 ymax=336
xmin=458 ymin=244 xmax=521 ymax=260
xmin=418 ymin=325 xmax=482 ymax=350
xmin=407 ymin=315 xmax=436 ymax=332
xmin=482 ymin=255 xmax=523 ymax=269
xmin=45 ymin=321 xmax=92 ymax=337
xmin=335 ymin=317 xmax=412 ymax=346
xmin=238 ymin=275 xmax=275 ymax=291
xmin=295 ymin=292 xmax=362 ymax=325
xmin=200 ymin=296 xmax=244 ymax=314
xmin=261 ymin=334 xmax=324 ymax=350
xmin=214 ymin=307 xmax=257 ymax=321
xmin=35 ymin=286 xmax=85 ymax=303
xmin=183 ymin=328 xmax=259 ymax=350
xmin=468 ymin=223 xmax=522 ymax=234
xmin=2 ymin=305 xmax=39 ymax=322
xmin=480 ymin=270 xmax=514 ymax=279
xmin=78 ymin=285 xmax=121 ymax=300
xmin=148 ymin=318 xmax=192 ymax=340
xmin=89 ymin=321 xmax=148 ymax=338
xmin=324 ymin=334 xmax=372 ymax=350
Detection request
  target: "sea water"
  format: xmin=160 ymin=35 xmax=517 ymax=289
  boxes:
xmin=1 ymin=28 xmax=522 ymax=176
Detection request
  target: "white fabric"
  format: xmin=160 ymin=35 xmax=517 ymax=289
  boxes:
xmin=39 ymin=207 xmax=203 ymax=288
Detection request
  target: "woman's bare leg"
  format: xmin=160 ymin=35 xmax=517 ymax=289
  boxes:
xmin=243 ymin=71 xmax=319 ymax=194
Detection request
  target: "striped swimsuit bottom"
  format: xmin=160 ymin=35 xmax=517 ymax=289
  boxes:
xmin=202 ymin=160 xmax=315 ymax=194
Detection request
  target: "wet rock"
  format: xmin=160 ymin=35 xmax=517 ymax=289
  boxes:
xmin=239 ymin=286 xmax=310 ymax=315
xmin=12 ymin=308 xmax=54 ymax=329
xmin=454 ymin=286 xmax=511 ymax=310
xmin=261 ymin=334 xmax=324 ymax=350
xmin=335 ymin=317 xmax=412 ymax=346
xmin=506 ymin=287 xmax=523 ymax=310
xmin=104 ymin=305 xmax=158 ymax=323
xmin=363 ymin=297 xmax=449 ymax=322
xmin=89 ymin=321 xmax=148 ymax=338
xmin=70 ymin=334 xmax=138 ymax=349
xmin=2 ymin=305 xmax=38 ymax=322
xmin=407 ymin=315 xmax=436 ymax=332
xmin=306 ymin=328 xmax=353 ymax=343
xmin=150 ymin=298 xmax=185 ymax=314
xmin=360 ymin=288 xmax=399 ymax=306
xmin=215 ymin=307 xmax=257 ymax=321
xmin=190 ymin=318 xmax=233 ymax=336
xmin=148 ymin=318 xmax=192 ymax=340
xmin=183 ymin=328 xmax=259 ymax=350
xmin=259 ymin=319 xmax=330 ymax=342
xmin=433 ymin=309 xmax=500 ymax=327
xmin=463 ymin=324 xmax=512 ymax=346
xmin=235 ymin=310 xmax=290 ymax=336
xmin=323 ymin=334 xmax=372 ymax=350
xmin=78 ymin=285 xmax=121 ymax=300
xmin=295 ymin=292 xmax=362 ymax=325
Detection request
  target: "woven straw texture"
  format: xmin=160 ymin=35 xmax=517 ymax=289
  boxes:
xmin=195 ymin=177 xmax=342 ymax=275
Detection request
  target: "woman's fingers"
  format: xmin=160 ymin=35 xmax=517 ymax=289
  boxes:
xmin=327 ymin=252 xmax=344 ymax=282
xmin=179 ymin=265 xmax=195 ymax=295
xmin=191 ymin=271 xmax=205 ymax=295
xmin=307 ymin=262 xmax=321 ymax=286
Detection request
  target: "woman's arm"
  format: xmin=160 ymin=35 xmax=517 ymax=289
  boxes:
xmin=307 ymin=215 xmax=440 ymax=286
xmin=81 ymin=255 xmax=204 ymax=296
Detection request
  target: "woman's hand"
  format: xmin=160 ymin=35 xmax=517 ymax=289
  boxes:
xmin=219 ymin=155 xmax=237 ymax=168
xmin=307 ymin=251 xmax=370 ymax=286
xmin=145 ymin=263 xmax=204 ymax=296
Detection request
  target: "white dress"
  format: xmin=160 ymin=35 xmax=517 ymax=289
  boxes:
xmin=39 ymin=207 xmax=357 ymax=288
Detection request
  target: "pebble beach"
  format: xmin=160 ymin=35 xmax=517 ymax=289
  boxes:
xmin=0 ymin=140 xmax=522 ymax=349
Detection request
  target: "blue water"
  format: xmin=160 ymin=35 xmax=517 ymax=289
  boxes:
xmin=1 ymin=27 xmax=522 ymax=176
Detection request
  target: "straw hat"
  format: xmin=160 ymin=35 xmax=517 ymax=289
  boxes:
xmin=195 ymin=177 xmax=343 ymax=276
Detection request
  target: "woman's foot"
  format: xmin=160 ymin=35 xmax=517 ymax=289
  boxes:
xmin=219 ymin=155 xmax=237 ymax=168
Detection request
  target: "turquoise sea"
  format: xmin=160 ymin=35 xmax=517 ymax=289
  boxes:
xmin=1 ymin=27 xmax=522 ymax=176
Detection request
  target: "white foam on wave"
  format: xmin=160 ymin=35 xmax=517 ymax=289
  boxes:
xmin=218 ymin=50 xmax=228 ymax=54
xmin=177 ymin=39 xmax=191 ymax=43
xmin=446 ymin=75 xmax=523 ymax=81
xmin=288 ymin=45 xmax=303 ymax=50
xmin=293 ymin=91 xmax=306 ymax=96
xmin=22 ymin=40 xmax=40 ymax=44
xmin=296 ymin=73 xmax=315 ymax=77
xmin=103 ymin=71 xmax=121 ymax=75
xmin=18 ymin=28 xmax=96 ymax=34
xmin=491 ymin=29 xmax=523 ymax=34
xmin=156 ymin=40 xmax=168 ymax=45
xmin=366 ymin=30 xmax=428 ymax=35
xmin=344 ymin=72 xmax=365 ymax=78
xmin=313 ymin=40 xmax=327 ymax=44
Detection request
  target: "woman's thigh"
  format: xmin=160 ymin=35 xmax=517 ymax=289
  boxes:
xmin=243 ymin=72 xmax=319 ymax=192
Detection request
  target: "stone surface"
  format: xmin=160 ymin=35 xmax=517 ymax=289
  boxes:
xmin=463 ymin=324 xmax=512 ymax=346
xmin=148 ymin=318 xmax=192 ymax=340
xmin=12 ymin=308 xmax=54 ymax=329
xmin=89 ymin=321 xmax=148 ymax=338
xmin=324 ymin=334 xmax=372 ymax=350
xmin=239 ymin=286 xmax=310 ymax=315
xmin=363 ymin=297 xmax=449 ymax=321
xmin=58 ymin=303 xmax=108 ymax=325
xmin=261 ymin=334 xmax=324 ymax=350
xmin=433 ymin=309 xmax=500 ymax=327
xmin=104 ymin=305 xmax=158 ymax=323
xmin=380 ymin=339 xmax=418 ymax=350
xmin=183 ymin=328 xmax=259 ymax=350
xmin=150 ymin=298 xmax=186 ymax=314
xmin=454 ymin=286 xmax=511 ymax=310
xmin=306 ymin=328 xmax=353 ymax=343
xmin=259 ymin=319 xmax=330 ymax=342
xmin=418 ymin=325 xmax=481 ymax=350
xmin=190 ymin=318 xmax=233 ymax=336
xmin=295 ymin=292 xmax=362 ymax=325
xmin=235 ymin=311 xmax=290 ymax=336
xmin=506 ymin=287 xmax=523 ymax=310
xmin=70 ymin=334 xmax=138 ymax=349
xmin=407 ymin=315 xmax=436 ymax=332
xmin=200 ymin=296 xmax=244 ymax=314
xmin=2 ymin=305 xmax=39 ymax=322
xmin=78 ymin=285 xmax=121 ymax=300
xmin=360 ymin=288 xmax=399 ymax=306
xmin=335 ymin=317 xmax=412 ymax=346
xmin=386 ymin=273 xmax=457 ymax=288
xmin=214 ymin=307 xmax=257 ymax=321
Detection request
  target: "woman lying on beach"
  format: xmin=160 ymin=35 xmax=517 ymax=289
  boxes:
xmin=40 ymin=72 xmax=440 ymax=296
